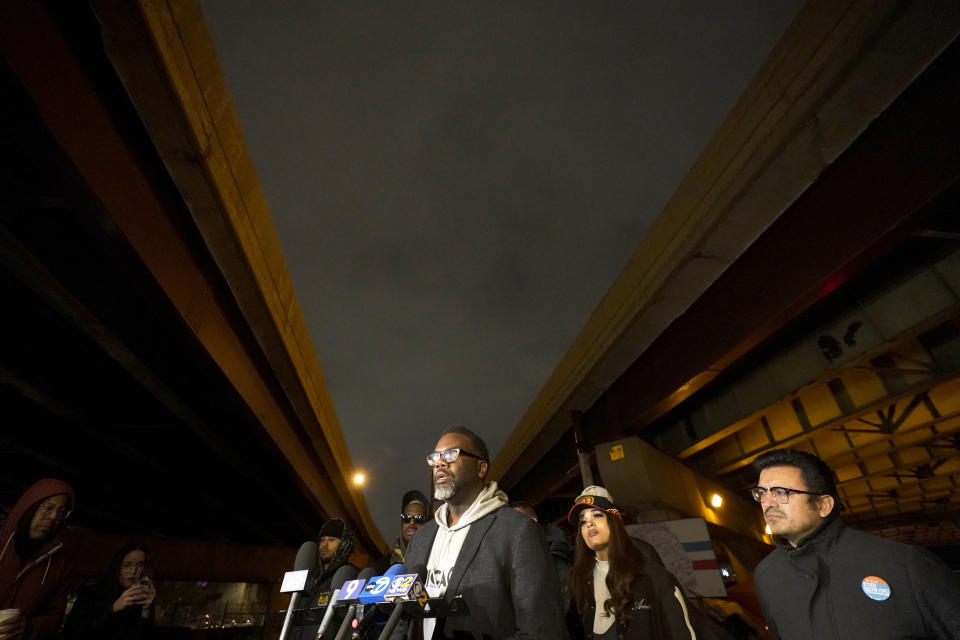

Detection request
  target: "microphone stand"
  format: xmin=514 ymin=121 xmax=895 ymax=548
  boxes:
xmin=332 ymin=604 xmax=357 ymax=640
xmin=375 ymin=600 xmax=405 ymax=640
xmin=278 ymin=591 xmax=301 ymax=640
xmin=315 ymin=587 xmax=341 ymax=639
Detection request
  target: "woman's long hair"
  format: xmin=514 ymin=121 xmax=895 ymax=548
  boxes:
xmin=105 ymin=541 xmax=151 ymax=595
xmin=568 ymin=511 xmax=645 ymax=626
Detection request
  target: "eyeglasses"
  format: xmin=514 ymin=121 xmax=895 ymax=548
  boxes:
xmin=426 ymin=447 xmax=485 ymax=467
xmin=400 ymin=514 xmax=427 ymax=524
xmin=36 ymin=502 xmax=72 ymax=520
xmin=750 ymin=486 xmax=820 ymax=504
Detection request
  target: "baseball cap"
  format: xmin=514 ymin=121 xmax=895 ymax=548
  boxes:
xmin=567 ymin=485 xmax=623 ymax=523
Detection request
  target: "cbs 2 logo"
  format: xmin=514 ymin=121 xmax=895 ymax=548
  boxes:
xmin=390 ymin=575 xmax=415 ymax=591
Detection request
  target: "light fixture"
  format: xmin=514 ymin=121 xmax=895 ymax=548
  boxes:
xmin=710 ymin=493 xmax=723 ymax=508
xmin=353 ymin=472 xmax=366 ymax=486
xmin=765 ymin=524 xmax=772 ymax=535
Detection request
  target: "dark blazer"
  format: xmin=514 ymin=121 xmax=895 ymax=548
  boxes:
xmin=393 ymin=504 xmax=566 ymax=640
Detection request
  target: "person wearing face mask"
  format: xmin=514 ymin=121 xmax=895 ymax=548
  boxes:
xmin=373 ymin=490 xmax=430 ymax=575
xmin=62 ymin=541 xmax=156 ymax=640
xmin=567 ymin=486 xmax=696 ymax=640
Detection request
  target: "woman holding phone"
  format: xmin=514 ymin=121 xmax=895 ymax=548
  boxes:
xmin=63 ymin=541 xmax=156 ymax=640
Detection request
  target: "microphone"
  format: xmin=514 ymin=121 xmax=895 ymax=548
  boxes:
xmin=279 ymin=542 xmax=319 ymax=640
xmin=333 ymin=567 xmax=377 ymax=640
xmin=376 ymin=565 xmax=428 ymax=640
xmin=357 ymin=564 xmax=404 ymax=604
xmin=350 ymin=565 xmax=405 ymax=639
xmin=342 ymin=564 xmax=403 ymax=640
xmin=315 ymin=565 xmax=360 ymax=639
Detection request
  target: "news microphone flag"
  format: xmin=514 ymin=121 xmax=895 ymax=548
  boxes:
xmin=336 ymin=576 xmax=369 ymax=604
xmin=383 ymin=573 xmax=427 ymax=605
xmin=357 ymin=564 xmax=404 ymax=604
xmin=375 ymin=568 xmax=429 ymax=640
xmin=332 ymin=567 xmax=378 ymax=640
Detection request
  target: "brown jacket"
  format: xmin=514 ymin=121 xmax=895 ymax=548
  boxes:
xmin=0 ymin=479 xmax=76 ymax=639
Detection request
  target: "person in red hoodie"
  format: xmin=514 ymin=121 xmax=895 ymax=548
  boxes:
xmin=0 ymin=479 xmax=75 ymax=640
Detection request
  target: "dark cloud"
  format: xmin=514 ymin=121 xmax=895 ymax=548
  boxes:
xmin=200 ymin=0 xmax=803 ymax=539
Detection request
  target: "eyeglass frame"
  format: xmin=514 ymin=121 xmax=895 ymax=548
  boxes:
xmin=400 ymin=513 xmax=428 ymax=524
xmin=426 ymin=447 xmax=486 ymax=467
xmin=36 ymin=501 xmax=73 ymax=520
xmin=750 ymin=486 xmax=823 ymax=504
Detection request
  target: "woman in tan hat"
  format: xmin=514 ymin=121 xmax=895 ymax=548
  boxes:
xmin=566 ymin=486 xmax=697 ymax=640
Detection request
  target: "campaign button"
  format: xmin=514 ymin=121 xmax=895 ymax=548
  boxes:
xmin=861 ymin=576 xmax=891 ymax=601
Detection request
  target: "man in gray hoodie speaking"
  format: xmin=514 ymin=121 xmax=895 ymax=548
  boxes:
xmin=391 ymin=425 xmax=566 ymax=640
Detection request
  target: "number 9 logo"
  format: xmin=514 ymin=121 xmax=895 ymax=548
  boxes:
xmin=342 ymin=580 xmax=363 ymax=599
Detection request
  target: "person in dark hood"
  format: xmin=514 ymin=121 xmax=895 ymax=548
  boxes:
xmin=0 ymin=479 xmax=76 ymax=640
xmin=62 ymin=541 xmax=156 ymax=640
xmin=373 ymin=490 xmax=430 ymax=575
xmin=314 ymin=518 xmax=357 ymax=592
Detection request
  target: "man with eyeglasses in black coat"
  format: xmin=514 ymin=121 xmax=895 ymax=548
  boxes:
xmin=752 ymin=449 xmax=960 ymax=640
xmin=373 ymin=490 xmax=431 ymax=575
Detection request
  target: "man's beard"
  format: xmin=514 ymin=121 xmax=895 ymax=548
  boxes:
xmin=434 ymin=480 xmax=457 ymax=501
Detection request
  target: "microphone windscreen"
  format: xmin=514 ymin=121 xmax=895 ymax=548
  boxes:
xmin=330 ymin=564 xmax=359 ymax=591
xmin=383 ymin=563 xmax=404 ymax=578
xmin=356 ymin=566 xmax=378 ymax=581
xmin=294 ymin=541 xmax=318 ymax=570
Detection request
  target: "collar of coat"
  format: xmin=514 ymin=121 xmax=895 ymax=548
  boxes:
xmin=780 ymin=513 xmax=843 ymax=557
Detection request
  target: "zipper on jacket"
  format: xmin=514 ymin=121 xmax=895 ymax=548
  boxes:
xmin=14 ymin=541 xmax=63 ymax=582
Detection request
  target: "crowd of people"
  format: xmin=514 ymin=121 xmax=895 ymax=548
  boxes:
xmin=2 ymin=425 xmax=959 ymax=639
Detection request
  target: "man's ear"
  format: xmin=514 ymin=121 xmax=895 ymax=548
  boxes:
xmin=478 ymin=459 xmax=488 ymax=481
xmin=817 ymin=495 xmax=835 ymax=518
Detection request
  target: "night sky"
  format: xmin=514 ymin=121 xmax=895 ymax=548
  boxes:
xmin=200 ymin=0 xmax=802 ymax=543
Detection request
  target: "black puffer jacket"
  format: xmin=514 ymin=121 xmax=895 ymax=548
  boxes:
xmin=755 ymin=516 xmax=960 ymax=639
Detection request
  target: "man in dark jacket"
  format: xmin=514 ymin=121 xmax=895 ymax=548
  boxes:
xmin=752 ymin=449 xmax=960 ymax=640
xmin=288 ymin=518 xmax=360 ymax=639
xmin=392 ymin=425 xmax=566 ymax=639
xmin=0 ymin=479 xmax=76 ymax=640
xmin=373 ymin=490 xmax=430 ymax=575
xmin=314 ymin=518 xmax=358 ymax=593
